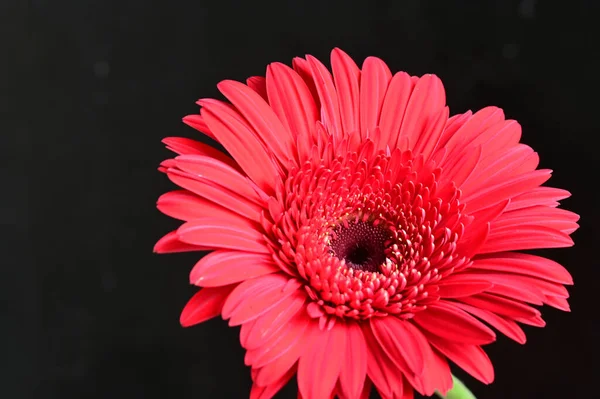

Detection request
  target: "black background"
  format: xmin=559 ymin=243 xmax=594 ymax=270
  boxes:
xmin=5 ymin=0 xmax=599 ymax=398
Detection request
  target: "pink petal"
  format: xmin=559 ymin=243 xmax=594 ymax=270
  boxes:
xmin=359 ymin=56 xmax=392 ymax=140
xmin=174 ymin=155 xmax=263 ymax=204
xmin=514 ymin=314 xmax=546 ymax=327
xmin=292 ymin=57 xmax=320 ymax=108
xmin=459 ymin=293 xmax=540 ymax=320
xmin=436 ymin=277 xmax=493 ymax=298
xmin=177 ymin=218 xmax=268 ymax=253
xmin=379 ymin=71 xmax=415 ymax=150
xmin=182 ymin=114 xmax=216 ymax=140
xmin=240 ymin=318 xmax=257 ymax=348
xmin=544 ymin=295 xmax=571 ymax=311
xmin=362 ymin=324 xmax=405 ymax=398
xmin=506 ymin=187 xmax=571 ymax=211
xmin=162 ymin=136 xmax=238 ymax=168
xmin=157 ymin=190 xmax=253 ymax=223
xmin=465 ymin=271 xmax=568 ymax=301
xmin=412 ymin=106 xmax=449 ymax=162
xmin=460 ymin=272 xmax=545 ymax=305
xmin=298 ymin=320 xmax=346 ymax=399
xmin=200 ymin=102 xmax=279 ymax=195
xmin=455 ymin=220 xmax=490 ymax=258
xmin=180 ymin=285 xmax=235 ymax=327
xmin=416 ymin=348 xmax=452 ymax=396
xmin=167 ymin=170 xmax=262 ymax=221
xmin=490 ymin=205 xmax=580 ymax=234
xmin=244 ymin=290 xmax=306 ymax=350
xmin=189 ymin=250 xmax=279 ymax=287
xmin=440 ymin=107 xmax=505 ymax=159
xmin=370 ymin=317 xmax=429 ymax=376
xmin=462 ymin=169 xmax=552 ymax=214
xmin=306 ymin=55 xmax=343 ymax=142
xmin=338 ymin=322 xmax=368 ymax=399
xmin=397 ymin=74 xmax=446 ymax=151
xmin=437 ymin=110 xmax=473 ymax=147
xmin=252 ymin=313 xmax=310 ymax=385
xmin=427 ymin=336 xmax=494 ymax=384
xmin=153 ymin=230 xmax=209 ymax=253
xmin=479 ymin=224 xmax=574 ymax=253
xmin=462 ymin=143 xmax=535 ymax=196
xmin=250 ymin=365 xmax=296 ymax=399
xmin=222 ymin=274 xmax=301 ymax=326
xmin=474 ymin=119 xmax=523 ymax=161
xmin=412 ymin=301 xmax=496 ymax=345
xmin=246 ymin=76 xmax=268 ymax=102
xmin=471 ymin=252 xmax=573 ymax=285
xmin=266 ymin=63 xmax=318 ymax=152
xmin=452 ymin=301 xmax=526 ymax=344
xmin=440 ymin=144 xmax=482 ymax=189
xmin=466 ymin=199 xmax=510 ymax=233
xmin=331 ymin=48 xmax=361 ymax=137
xmin=218 ymin=79 xmax=296 ymax=166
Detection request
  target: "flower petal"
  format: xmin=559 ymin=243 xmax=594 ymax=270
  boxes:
xmin=471 ymin=252 xmax=573 ymax=285
xmin=298 ymin=320 xmax=346 ymax=399
xmin=379 ymin=71 xmax=415 ymax=150
xmin=244 ymin=289 xmax=306 ymax=350
xmin=190 ymin=250 xmax=279 ymax=287
xmin=250 ymin=365 xmax=296 ymax=399
xmin=252 ymin=313 xmax=310 ymax=385
xmin=200 ymin=102 xmax=279 ymax=194
xmin=331 ymin=48 xmax=361 ymax=137
xmin=491 ymin=205 xmax=580 ymax=234
xmin=162 ymin=137 xmax=236 ymax=167
xmin=266 ymin=62 xmax=318 ymax=151
xmin=174 ymin=155 xmax=263 ymax=204
xmin=338 ymin=321 xmax=368 ymax=399
xmin=480 ymin=224 xmax=573 ymax=253
xmin=436 ymin=277 xmax=493 ymax=298
xmin=218 ymin=79 xmax=296 ymax=165
xmin=462 ymin=169 xmax=552 ymax=214
xmin=362 ymin=323 xmax=405 ymax=398
xmin=182 ymin=114 xmax=216 ymax=140
xmin=452 ymin=301 xmax=526 ymax=344
xmin=412 ymin=106 xmax=449 ymax=162
xmin=166 ymin=170 xmax=263 ymax=221
xmin=177 ymin=218 xmax=268 ymax=253
xmin=359 ymin=56 xmax=392 ymax=140
xmin=180 ymin=285 xmax=235 ymax=327
xmin=246 ymin=76 xmax=268 ymax=101
xmin=222 ymin=274 xmax=301 ymax=326
xmin=157 ymin=190 xmax=253 ymax=223
xmin=397 ymin=74 xmax=446 ymax=151
xmin=153 ymin=230 xmax=209 ymax=253
xmin=427 ymin=336 xmax=495 ymax=384
xmin=459 ymin=293 xmax=540 ymax=320
xmin=412 ymin=301 xmax=496 ymax=345
xmin=371 ymin=317 xmax=429 ymax=376
xmin=506 ymin=187 xmax=571 ymax=211
xmin=416 ymin=348 xmax=452 ymax=396
xmin=440 ymin=107 xmax=505 ymax=159
xmin=292 ymin=57 xmax=320 ymax=107
xmin=306 ymin=55 xmax=343 ymax=142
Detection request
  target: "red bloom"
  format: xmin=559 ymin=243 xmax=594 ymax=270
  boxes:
xmin=155 ymin=48 xmax=578 ymax=399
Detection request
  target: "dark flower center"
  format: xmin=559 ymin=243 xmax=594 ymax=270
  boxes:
xmin=329 ymin=221 xmax=389 ymax=273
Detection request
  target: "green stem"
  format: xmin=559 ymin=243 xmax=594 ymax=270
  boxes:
xmin=435 ymin=375 xmax=476 ymax=399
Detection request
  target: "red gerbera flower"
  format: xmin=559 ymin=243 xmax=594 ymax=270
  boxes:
xmin=155 ymin=48 xmax=578 ymax=399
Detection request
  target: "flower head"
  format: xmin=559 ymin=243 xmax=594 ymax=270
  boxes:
xmin=155 ymin=48 xmax=578 ymax=399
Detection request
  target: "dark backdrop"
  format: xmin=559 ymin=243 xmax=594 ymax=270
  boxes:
xmin=5 ymin=0 xmax=599 ymax=398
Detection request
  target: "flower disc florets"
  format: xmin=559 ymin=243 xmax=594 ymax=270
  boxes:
xmin=265 ymin=140 xmax=470 ymax=320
